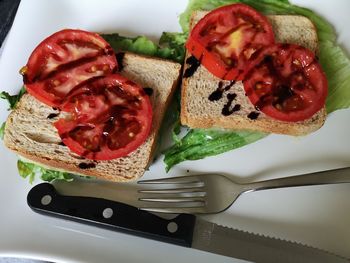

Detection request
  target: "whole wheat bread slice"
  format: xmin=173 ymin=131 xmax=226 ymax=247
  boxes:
xmin=181 ymin=12 xmax=326 ymax=135
xmin=4 ymin=53 xmax=181 ymax=182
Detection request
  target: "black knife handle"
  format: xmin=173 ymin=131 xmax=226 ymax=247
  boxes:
xmin=27 ymin=183 xmax=196 ymax=247
xmin=0 ymin=0 xmax=21 ymax=47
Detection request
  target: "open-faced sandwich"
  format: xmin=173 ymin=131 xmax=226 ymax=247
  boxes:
xmin=3 ymin=29 xmax=181 ymax=182
xmin=181 ymin=4 xmax=328 ymax=135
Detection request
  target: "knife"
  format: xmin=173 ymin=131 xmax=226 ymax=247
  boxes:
xmin=0 ymin=0 xmax=21 ymax=47
xmin=27 ymin=183 xmax=349 ymax=263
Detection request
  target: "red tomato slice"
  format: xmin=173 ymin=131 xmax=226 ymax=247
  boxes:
xmin=186 ymin=3 xmax=275 ymax=80
xmin=243 ymin=44 xmax=328 ymax=122
xmin=23 ymin=29 xmax=117 ymax=107
xmin=54 ymin=74 xmax=152 ymax=161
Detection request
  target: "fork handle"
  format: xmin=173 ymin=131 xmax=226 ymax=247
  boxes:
xmin=243 ymin=167 xmax=350 ymax=192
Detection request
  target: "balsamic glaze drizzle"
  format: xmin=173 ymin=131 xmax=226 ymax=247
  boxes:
xmin=222 ymin=93 xmax=240 ymax=116
xmin=183 ymin=56 xmax=201 ymax=78
xmin=208 ymin=82 xmax=224 ymax=101
xmin=47 ymin=113 xmax=59 ymax=119
xmin=208 ymin=80 xmax=236 ymax=101
xmin=115 ymin=52 xmax=125 ymax=72
xmin=143 ymin=87 xmax=153 ymax=96
xmin=247 ymin=111 xmax=260 ymax=120
xmin=78 ymin=162 xmax=96 ymax=169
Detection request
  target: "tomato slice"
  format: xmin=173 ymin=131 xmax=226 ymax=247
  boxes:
xmin=23 ymin=29 xmax=117 ymax=107
xmin=243 ymin=44 xmax=328 ymax=122
xmin=186 ymin=3 xmax=275 ymax=80
xmin=54 ymin=74 xmax=152 ymax=161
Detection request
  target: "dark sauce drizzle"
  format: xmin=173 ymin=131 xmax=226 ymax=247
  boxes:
xmin=47 ymin=113 xmax=59 ymax=119
xmin=143 ymin=87 xmax=153 ymax=96
xmin=208 ymin=80 xmax=236 ymax=101
xmin=115 ymin=52 xmax=125 ymax=72
xmin=208 ymin=82 xmax=224 ymax=101
xmin=247 ymin=111 xmax=260 ymax=120
xmin=78 ymin=162 xmax=96 ymax=169
xmin=222 ymin=93 xmax=241 ymax=116
xmin=183 ymin=56 xmax=201 ymax=78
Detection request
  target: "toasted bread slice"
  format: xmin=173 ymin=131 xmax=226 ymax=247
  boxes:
xmin=181 ymin=11 xmax=326 ymax=135
xmin=4 ymin=53 xmax=181 ymax=182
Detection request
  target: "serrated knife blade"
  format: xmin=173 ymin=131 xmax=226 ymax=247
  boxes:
xmin=27 ymin=183 xmax=349 ymax=263
xmin=192 ymin=219 xmax=348 ymax=263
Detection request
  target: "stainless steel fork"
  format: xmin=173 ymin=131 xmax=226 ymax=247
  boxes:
xmin=137 ymin=167 xmax=350 ymax=214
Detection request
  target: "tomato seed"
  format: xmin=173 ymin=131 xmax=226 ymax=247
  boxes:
xmin=275 ymin=104 xmax=282 ymax=110
xmin=293 ymin=59 xmax=301 ymax=67
xmin=255 ymin=83 xmax=263 ymax=89
xmin=296 ymin=74 xmax=303 ymax=81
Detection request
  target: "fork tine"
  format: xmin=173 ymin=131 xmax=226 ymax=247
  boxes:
xmin=138 ymin=175 xmax=202 ymax=185
xmin=139 ymin=196 xmax=205 ymax=203
xmin=138 ymin=187 xmax=205 ymax=194
xmin=137 ymin=175 xmax=210 ymax=214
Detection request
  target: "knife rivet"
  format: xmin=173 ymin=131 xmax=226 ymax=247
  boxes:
xmin=103 ymin=208 xmax=114 ymax=219
xmin=167 ymin=222 xmax=178 ymax=233
xmin=41 ymin=195 xmax=52 ymax=206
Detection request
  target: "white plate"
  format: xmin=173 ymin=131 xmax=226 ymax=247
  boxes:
xmin=1 ymin=0 xmax=350 ymax=262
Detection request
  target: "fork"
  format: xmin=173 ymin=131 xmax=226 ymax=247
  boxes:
xmin=137 ymin=167 xmax=350 ymax=214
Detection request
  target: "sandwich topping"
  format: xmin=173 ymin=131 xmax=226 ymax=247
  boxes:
xmin=22 ymin=29 xmax=153 ymax=161
xmin=186 ymin=3 xmax=328 ymax=123
xmin=243 ymin=44 xmax=327 ymax=122
xmin=55 ymin=74 xmax=152 ymax=160
xmin=186 ymin=3 xmax=275 ymax=80
xmin=22 ymin=29 xmax=118 ymax=108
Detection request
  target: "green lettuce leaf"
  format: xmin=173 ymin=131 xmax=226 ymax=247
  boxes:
xmin=164 ymin=0 xmax=350 ymax=171
xmin=0 ymin=122 xmax=5 ymax=140
xmin=40 ymin=169 xmax=75 ymax=182
xmin=102 ymin=34 xmax=160 ymax=55
xmin=101 ymin=32 xmax=186 ymax=63
xmin=17 ymin=160 xmax=74 ymax=184
xmin=164 ymin=130 xmax=266 ymax=171
xmin=319 ymin=41 xmax=350 ymax=113
xmin=159 ymin=32 xmax=187 ymax=63
xmin=0 ymin=86 xmax=26 ymax=110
